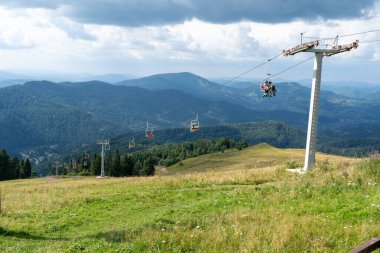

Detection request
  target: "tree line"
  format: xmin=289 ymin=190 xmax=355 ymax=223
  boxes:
xmin=52 ymin=138 xmax=248 ymax=177
xmin=0 ymin=149 xmax=32 ymax=181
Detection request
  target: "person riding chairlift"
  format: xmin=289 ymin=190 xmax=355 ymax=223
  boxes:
xmin=262 ymin=80 xmax=269 ymax=97
xmin=262 ymin=81 xmax=277 ymax=98
xmin=269 ymin=81 xmax=277 ymax=96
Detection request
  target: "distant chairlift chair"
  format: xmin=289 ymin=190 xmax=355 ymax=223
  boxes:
xmin=190 ymin=114 xmax=200 ymax=132
xmin=145 ymin=122 xmax=154 ymax=138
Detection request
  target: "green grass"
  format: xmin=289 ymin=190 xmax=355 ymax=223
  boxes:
xmin=0 ymin=144 xmax=379 ymax=252
xmin=167 ymin=143 xmax=354 ymax=174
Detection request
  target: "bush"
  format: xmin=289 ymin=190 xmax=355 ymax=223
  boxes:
xmin=286 ymin=160 xmax=302 ymax=169
xmin=359 ymin=158 xmax=380 ymax=182
xmin=316 ymin=159 xmax=333 ymax=172
xmin=79 ymin=171 xmax=91 ymax=176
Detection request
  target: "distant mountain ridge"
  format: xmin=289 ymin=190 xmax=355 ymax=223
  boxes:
xmin=0 ymin=84 xmax=118 ymax=152
xmin=117 ymin=72 xmax=380 ymax=127
xmin=1 ymin=71 xmax=380 ymax=166
xmin=0 ymin=80 xmax=273 ymax=153
xmin=117 ymin=72 xmax=237 ymax=101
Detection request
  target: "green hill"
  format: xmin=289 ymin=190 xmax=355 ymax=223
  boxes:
xmin=110 ymin=121 xmax=306 ymax=153
xmin=0 ymin=144 xmax=378 ymax=252
xmin=0 ymin=80 xmax=269 ymax=154
xmin=166 ymin=143 xmax=341 ymax=174
xmin=0 ymin=85 xmax=118 ymax=152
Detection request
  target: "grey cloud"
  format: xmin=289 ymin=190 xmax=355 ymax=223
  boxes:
xmin=50 ymin=18 xmax=96 ymax=41
xmin=1 ymin=0 xmax=377 ymax=26
xmin=0 ymin=0 xmax=61 ymax=9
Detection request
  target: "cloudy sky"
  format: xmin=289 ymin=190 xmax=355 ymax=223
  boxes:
xmin=0 ymin=0 xmax=379 ymax=82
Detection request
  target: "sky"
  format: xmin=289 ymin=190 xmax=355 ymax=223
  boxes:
xmin=0 ymin=0 xmax=379 ymax=82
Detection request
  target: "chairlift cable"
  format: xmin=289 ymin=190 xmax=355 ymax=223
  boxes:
xmin=339 ymin=28 xmax=380 ymax=38
xmin=220 ymin=28 xmax=378 ymax=86
xmin=359 ymin=39 xmax=380 ymax=43
xmin=221 ymin=62 xmax=266 ymax=85
xmin=222 ymin=52 xmax=283 ymax=85
xmin=268 ymin=52 xmax=284 ymax=61
xmin=304 ymin=36 xmax=334 ymax=40
xmin=270 ymin=56 xmax=314 ymax=79
xmin=304 ymin=28 xmax=380 ymax=41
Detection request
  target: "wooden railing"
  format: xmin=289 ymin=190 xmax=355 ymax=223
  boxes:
xmin=349 ymin=236 xmax=380 ymax=253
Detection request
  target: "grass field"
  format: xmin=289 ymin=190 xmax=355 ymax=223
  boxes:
xmin=0 ymin=144 xmax=379 ymax=252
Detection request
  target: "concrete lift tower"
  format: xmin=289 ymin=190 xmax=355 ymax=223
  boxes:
xmin=283 ymin=38 xmax=359 ymax=172
xmin=96 ymin=139 xmax=111 ymax=178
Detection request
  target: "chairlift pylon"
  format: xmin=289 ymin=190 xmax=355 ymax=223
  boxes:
xmin=145 ymin=121 xmax=154 ymax=138
xmin=190 ymin=113 xmax=200 ymax=132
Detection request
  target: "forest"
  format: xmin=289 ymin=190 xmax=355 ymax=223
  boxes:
xmin=51 ymin=138 xmax=249 ymax=177
xmin=0 ymin=149 xmax=32 ymax=181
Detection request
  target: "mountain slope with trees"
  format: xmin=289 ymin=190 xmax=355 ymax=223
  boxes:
xmin=0 ymin=80 xmax=275 ymax=154
xmin=0 ymin=85 xmax=118 ymax=152
xmin=118 ymin=73 xmax=380 ymax=128
xmin=1 ymin=72 xmax=380 ymax=169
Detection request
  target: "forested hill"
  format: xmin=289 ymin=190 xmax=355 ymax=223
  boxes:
xmin=36 ymin=121 xmax=305 ymax=176
xmin=0 ymin=84 xmax=118 ymax=152
xmin=110 ymin=120 xmax=306 ymax=154
xmin=0 ymin=80 xmax=272 ymax=153
xmin=1 ymin=73 xmax=380 ymax=167
xmin=117 ymin=72 xmax=380 ymax=128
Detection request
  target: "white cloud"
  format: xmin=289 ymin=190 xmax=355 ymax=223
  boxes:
xmin=0 ymin=4 xmax=379 ymax=81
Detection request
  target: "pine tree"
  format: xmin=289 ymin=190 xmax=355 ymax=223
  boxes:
xmin=24 ymin=158 xmax=32 ymax=178
xmin=11 ymin=157 xmax=20 ymax=179
xmin=0 ymin=149 xmax=10 ymax=180
xmin=20 ymin=159 xmax=25 ymax=179
xmin=111 ymin=149 xmax=121 ymax=177
xmin=143 ymin=157 xmax=155 ymax=176
xmin=121 ymin=155 xmax=135 ymax=177
xmin=91 ymin=154 xmax=101 ymax=176
xmin=105 ymin=153 xmax=112 ymax=176
xmin=80 ymin=153 xmax=90 ymax=173
xmin=134 ymin=160 xmax=142 ymax=176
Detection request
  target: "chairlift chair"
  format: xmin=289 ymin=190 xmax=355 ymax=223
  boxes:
xmin=145 ymin=122 xmax=154 ymax=138
xmin=259 ymin=60 xmax=277 ymax=98
xmin=128 ymin=137 xmax=135 ymax=149
xmin=259 ymin=60 xmax=272 ymax=97
xmin=190 ymin=114 xmax=200 ymax=132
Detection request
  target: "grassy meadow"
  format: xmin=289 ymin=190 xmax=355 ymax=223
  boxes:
xmin=0 ymin=144 xmax=379 ymax=252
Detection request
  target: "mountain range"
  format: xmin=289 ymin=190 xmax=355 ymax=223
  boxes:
xmin=0 ymin=71 xmax=379 ymax=171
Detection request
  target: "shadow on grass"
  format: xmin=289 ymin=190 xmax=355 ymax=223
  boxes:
xmin=92 ymin=218 xmax=176 ymax=243
xmin=0 ymin=227 xmax=67 ymax=241
xmin=94 ymin=230 xmax=128 ymax=243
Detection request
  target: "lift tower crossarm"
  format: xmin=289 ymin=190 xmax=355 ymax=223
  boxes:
xmin=283 ymin=40 xmax=359 ymax=172
xmin=283 ymin=40 xmax=319 ymax=56
xmin=322 ymin=40 xmax=359 ymax=56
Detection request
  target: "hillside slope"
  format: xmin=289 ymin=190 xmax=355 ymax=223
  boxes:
xmin=0 ymin=145 xmax=378 ymax=252
xmin=0 ymin=85 xmax=118 ymax=152
xmin=167 ymin=143 xmax=352 ymax=174
xmin=0 ymin=80 xmax=269 ymax=153
xmin=110 ymin=121 xmax=307 ymax=153
xmin=118 ymin=73 xmax=380 ymax=128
